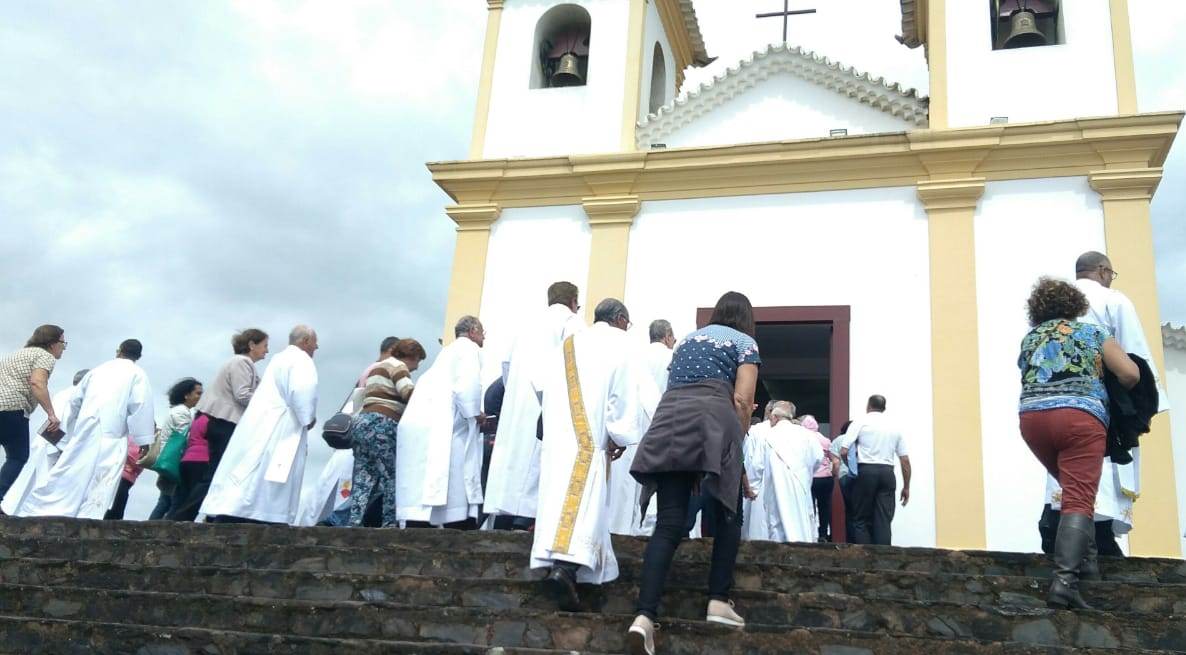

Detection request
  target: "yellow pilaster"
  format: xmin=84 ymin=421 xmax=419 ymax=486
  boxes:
xmin=918 ymin=177 xmax=986 ymax=550
xmin=581 ymin=195 xmax=640 ymax=323
xmin=620 ymin=0 xmax=648 ymax=151
xmin=926 ymin=0 xmax=948 ymax=130
xmin=469 ymin=1 xmax=505 ymax=159
xmin=1108 ymin=0 xmax=1139 ymax=115
xmin=1089 ymin=168 xmax=1181 ymax=557
xmin=441 ymin=203 xmax=501 ymax=344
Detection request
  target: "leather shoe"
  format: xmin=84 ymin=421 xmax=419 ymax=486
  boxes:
xmin=542 ymin=565 xmax=580 ymax=611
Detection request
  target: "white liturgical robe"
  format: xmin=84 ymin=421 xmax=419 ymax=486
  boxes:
xmin=742 ymin=421 xmax=773 ymax=541
xmin=644 ymin=341 xmax=673 ymax=394
xmin=764 ymin=420 xmax=824 ymax=543
xmin=397 ymin=336 xmax=484 ymax=524
xmin=17 ymin=359 xmax=155 ymax=519
xmin=607 ymin=342 xmax=662 ymax=536
xmin=484 ymin=303 xmax=582 ymax=519
xmin=531 ymin=323 xmax=642 ymax=584
xmin=201 ymin=345 xmax=318 ymax=524
xmin=295 ymin=448 xmax=354 ymax=527
xmin=3 ymin=385 xmax=80 ymax=514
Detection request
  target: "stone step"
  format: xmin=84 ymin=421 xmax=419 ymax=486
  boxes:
xmin=2 ymin=583 xmax=1182 ymax=652
xmin=4 ymin=556 xmax=1184 ymax=617
xmin=4 ymin=615 xmax=1174 ymax=655
xmin=5 ymin=515 xmax=1183 ymax=582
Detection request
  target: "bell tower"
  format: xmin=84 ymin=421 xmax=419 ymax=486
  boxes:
xmin=918 ymin=0 xmax=1138 ymax=129
xmin=467 ymin=0 xmax=710 ymax=160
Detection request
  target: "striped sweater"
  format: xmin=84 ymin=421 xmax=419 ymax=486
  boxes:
xmin=360 ymin=358 xmax=415 ymax=420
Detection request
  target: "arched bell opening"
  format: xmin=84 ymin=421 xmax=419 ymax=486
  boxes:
xmin=648 ymin=42 xmax=668 ymax=116
xmin=530 ymin=4 xmax=592 ymax=89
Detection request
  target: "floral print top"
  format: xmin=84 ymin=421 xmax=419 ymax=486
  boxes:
xmin=1018 ymin=319 xmax=1111 ymax=426
xmin=667 ymin=324 xmax=761 ymax=390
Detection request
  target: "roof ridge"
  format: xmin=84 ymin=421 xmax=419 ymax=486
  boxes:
xmin=637 ymin=42 xmax=929 ymax=147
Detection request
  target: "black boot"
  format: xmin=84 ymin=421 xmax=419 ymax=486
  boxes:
xmin=1048 ymin=513 xmax=1094 ymax=610
xmin=542 ymin=562 xmax=581 ymax=611
xmin=1080 ymin=523 xmax=1101 ymax=581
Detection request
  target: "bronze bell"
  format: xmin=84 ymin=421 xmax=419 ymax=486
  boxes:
xmin=551 ymin=52 xmax=584 ymax=87
xmin=1003 ymin=8 xmax=1048 ymax=49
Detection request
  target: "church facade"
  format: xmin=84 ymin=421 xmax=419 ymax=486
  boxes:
xmin=429 ymin=0 xmax=1184 ymax=557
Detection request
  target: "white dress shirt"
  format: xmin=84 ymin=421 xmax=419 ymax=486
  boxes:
xmin=836 ymin=411 xmax=907 ymax=466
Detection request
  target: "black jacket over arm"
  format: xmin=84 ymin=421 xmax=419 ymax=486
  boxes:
xmin=1103 ymin=354 xmax=1158 ymax=464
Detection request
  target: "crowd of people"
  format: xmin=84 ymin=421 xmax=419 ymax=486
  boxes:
xmin=0 ymin=250 xmax=1166 ymax=655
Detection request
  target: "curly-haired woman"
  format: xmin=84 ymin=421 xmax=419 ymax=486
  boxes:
xmin=1018 ymin=277 xmax=1138 ymax=610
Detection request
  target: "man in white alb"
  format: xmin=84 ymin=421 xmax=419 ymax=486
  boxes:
xmin=763 ymin=401 xmax=825 ymax=543
xmin=18 ymin=341 xmax=155 ymax=519
xmin=2 ymin=368 xmax=87 ymax=515
xmin=741 ymin=400 xmax=779 ymax=541
xmin=532 ymin=299 xmax=642 ymax=611
xmin=396 ymin=316 xmax=486 ymax=528
xmin=836 ymin=395 xmax=910 ymax=545
xmin=201 ymin=325 xmax=319 ymax=524
xmin=484 ymin=281 xmax=583 ymax=529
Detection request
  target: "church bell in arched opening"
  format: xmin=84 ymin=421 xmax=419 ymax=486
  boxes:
xmin=551 ymin=52 xmax=584 ymax=87
xmin=1003 ymin=7 xmax=1048 ymax=49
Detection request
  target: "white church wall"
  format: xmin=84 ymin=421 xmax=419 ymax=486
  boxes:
xmin=944 ymin=1 xmax=1120 ymax=128
xmin=639 ymin=0 xmax=675 ymax=122
xmin=623 ymin=187 xmax=938 ymax=547
xmin=659 ymin=73 xmax=913 ymax=149
xmin=478 ymin=205 xmax=591 ymax=384
xmin=973 ymin=177 xmax=1107 ymax=553
xmin=1165 ymin=343 xmax=1186 ymax=557
xmin=483 ymin=0 xmax=632 ymax=159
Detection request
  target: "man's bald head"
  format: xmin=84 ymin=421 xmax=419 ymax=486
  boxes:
xmin=1075 ymin=251 xmax=1116 ymax=288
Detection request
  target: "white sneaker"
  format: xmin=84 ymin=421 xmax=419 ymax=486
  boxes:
xmin=705 ymin=599 xmax=745 ymax=628
xmin=626 ymin=614 xmax=656 ymax=655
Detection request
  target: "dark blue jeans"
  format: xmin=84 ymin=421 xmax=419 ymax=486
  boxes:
xmin=0 ymin=410 xmax=30 ymax=503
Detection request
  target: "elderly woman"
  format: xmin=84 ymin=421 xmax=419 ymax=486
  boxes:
xmin=628 ymin=292 xmax=760 ymax=653
xmin=1018 ymin=277 xmax=1138 ymax=610
xmin=0 ymin=325 xmax=66 ymax=506
xmin=351 ymin=338 xmax=427 ymax=527
xmin=801 ymin=414 xmax=838 ymax=542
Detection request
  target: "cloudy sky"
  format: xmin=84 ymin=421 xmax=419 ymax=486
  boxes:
xmin=2 ymin=0 xmax=1182 ymax=519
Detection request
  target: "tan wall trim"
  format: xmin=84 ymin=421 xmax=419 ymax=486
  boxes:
xmin=468 ymin=1 xmax=505 ymax=159
xmin=655 ymin=0 xmax=693 ymax=90
xmin=430 ymin=112 xmax=1182 ymax=208
xmin=918 ymin=177 xmax=987 ymax=550
xmin=1109 ymin=0 xmax=1139 ymax=115
xmin=620 ymin=0 xmax=648 ymax=152
xmin=1090 ymin=168 xmax=1181 ymax=556
xmin=440 ymin=203 xmax=501 ymax=344
xmin=581 ymin=195 xmax=640 ymax=323
xmin=926 ymin=0 xmax=947 ymax=129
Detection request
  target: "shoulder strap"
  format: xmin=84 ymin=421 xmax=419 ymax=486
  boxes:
xmin=552 ymin=335 xmax=596 ymax=554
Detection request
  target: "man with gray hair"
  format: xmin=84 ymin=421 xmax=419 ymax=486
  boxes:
xmin=396 ymin=316 xmax=486 ymax=528
xmin=645 ymin=319 xmax=675 ymax=394
xmin=532 ymin=298 xmax=644 ymax=610
xmin=763 ymin=401 xmax=824 ymax=543
xmin=202 ymin=325 xmax=319 ymax=524
xmin=740 ymin=399 xmax=780 ymax=541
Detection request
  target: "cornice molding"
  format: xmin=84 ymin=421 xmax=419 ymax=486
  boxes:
xmin=582 ymin=195 xmax=641 ymax=226
xmin=428 ymin=112 xmax=1183 ymax=210
xmin=916 ymin=178 xmax=985 ymax=211
xmin=897 ymin=0 xmax=928 ymax=49
xmin=445 ymin=203 xmax=501 ymax=231
xmin=1089 ymin=167 xmax=1164 ymax=201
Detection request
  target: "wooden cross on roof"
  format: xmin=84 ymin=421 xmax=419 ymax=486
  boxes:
xmin=756 ymin=1 xmax=817 ymax=44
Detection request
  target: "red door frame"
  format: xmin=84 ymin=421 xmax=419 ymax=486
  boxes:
xmin=696 ymin=304 xmax=852 ymax=542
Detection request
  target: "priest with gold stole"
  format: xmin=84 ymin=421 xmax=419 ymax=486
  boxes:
xmin=531 ymin=298 xmax=643 ymax=610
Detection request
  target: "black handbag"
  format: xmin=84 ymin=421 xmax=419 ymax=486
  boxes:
xmin=322 ymin=387 xmax=364 ymax=450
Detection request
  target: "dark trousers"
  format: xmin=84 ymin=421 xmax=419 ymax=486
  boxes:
xmin=149 ymin=493 xmax=173 ymax=520
xmin=0 ymin=410 xmax=31 ymax=502
xmin=811 ymin=476 xmax=834 ymax=542
xmin=166 ymin=461 xmax=209 ymax=521
xmin=635 ymin=472 xmax=742 ymax=620
xmin=839 ymin=475 xmax=857 ymax=541
xmin=1039 ymin=506 xmax=1125 ymax=557
xmin=169 ymin=417 xmax=235 ymax=520
xmin=104 ymin=478 xmax=134 ymax=520
xmin=850 ymin=463 xmax=896 ymax=545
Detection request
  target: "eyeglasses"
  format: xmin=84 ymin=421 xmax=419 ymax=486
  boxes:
xmin=57 ymin=340 xmax=68 ymax=346
xmin=1100 ymin=266 xmax=1119 ymax=281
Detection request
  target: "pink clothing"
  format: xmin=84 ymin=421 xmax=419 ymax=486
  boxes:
xmin=814 ymin=434 xmax=833 ymax=478
xmin=122 ymin=435 xmax=144 ymax=483
xmin=181 ymin=413 xmax=211 ymax=463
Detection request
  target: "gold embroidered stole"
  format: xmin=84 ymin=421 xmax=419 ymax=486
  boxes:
xmin=552 ymin=335 xmax=596 ymax=554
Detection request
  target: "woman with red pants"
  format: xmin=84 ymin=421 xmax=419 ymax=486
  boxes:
xmin=1018 ymin=278 xmax=1138 ymax=610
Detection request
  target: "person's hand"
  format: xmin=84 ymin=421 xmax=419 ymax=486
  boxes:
xmin=743 ymin=480 xmax=758 ymax=500
xmin=138 ymin=445 xmax=149 ymax=457
xmin=608 ymin=444 xmax=626 ymax=461
xmin=44 ymin=415 xmax=61 ymax=435
xmin=840 ymin=447 xmax=849 ymax=459
xmin=307 ymin=419 xmax=317 ymax=430
xmin=477 ymin=412 xmax=487 ymax=428
xmin=900 ymin=486 xmax=910 ymax=506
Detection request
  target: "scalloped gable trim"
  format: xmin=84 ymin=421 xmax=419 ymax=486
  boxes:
xmin=636 ymin=43 xmax=930 ymax=148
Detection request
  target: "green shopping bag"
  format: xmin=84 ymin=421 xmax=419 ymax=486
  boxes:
xmin=150 ymin=427 xmax=188 ymax=483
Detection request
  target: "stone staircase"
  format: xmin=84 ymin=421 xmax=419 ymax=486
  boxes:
xmin=0 ymin=518 xmax=1184 ymax=654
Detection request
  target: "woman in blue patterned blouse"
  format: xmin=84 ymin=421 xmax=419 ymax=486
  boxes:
xmin=627 ymin=292 xmax=760 ymax=653
xmin=1017 ymin=277 xmax=1138 ymax=611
